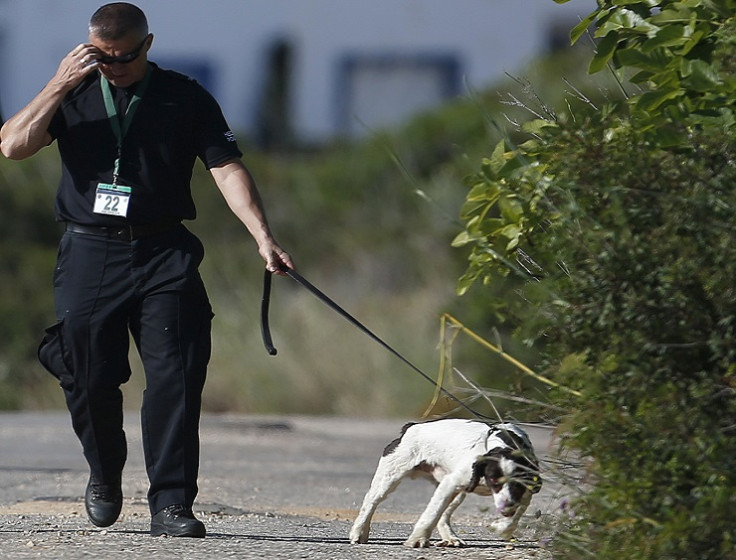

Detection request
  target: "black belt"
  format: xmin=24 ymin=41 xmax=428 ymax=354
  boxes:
xmin=64 ymin=220 xmax=181 ymax=241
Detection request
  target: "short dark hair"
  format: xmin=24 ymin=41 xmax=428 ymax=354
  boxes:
xmin=89 ymin=3 xmax=148 ymax=41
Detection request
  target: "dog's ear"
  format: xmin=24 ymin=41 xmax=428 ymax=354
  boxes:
xmin=468 ymin=454 xmax=495 ymax=492
xmin=468 ymin=449 xmax=506 ymax=492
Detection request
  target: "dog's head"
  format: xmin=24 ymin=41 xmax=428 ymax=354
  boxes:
xmin=468 ymin=447 xmax=542 ymax=517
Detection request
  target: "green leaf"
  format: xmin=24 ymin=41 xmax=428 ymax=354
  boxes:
xmin=570 ymin=11 xmax=599 ymax=45
xmin=596 ymin=8 xmax=658 ymax=38
xmin=451 ymin=230 xmax=474 ymax=248
xmin=680 ymin=59 xmax=722 ymax=92
xmin=466 ymin=182 xmax=500 ymax=203
xmin=615 ymin=47 xmax=671 ymax=72
xmin=633 ymin=87 xmax=684 ymax=112
xmin=498 ymin=224 xmax=522 ymax=251
xmin=650 ymin=6 xmax=692 ymax=25
xmin=459 ymin=201 xmax=488 ymax=222
xmin=456 ymin=269 xmax=480 ymax=296
xmin=590 ymin=33 xmax=620 ymax=74
xmin=678 ymin=29 xmax=705 ymax=56
xmin=518 ymin=139 xmax=540 ymax=153
xmin=487 ymin=140 xmax=507 ymax=177
xmin=642 ymin=24 xmax=687 ymax=53
xmin=521 ymin=119 xmax=557 ymax=136
xmin=498 ymin=196 xmax=523 ymax=223
xmin=497 ymin=154 xmax=525 ymax=179
xmin=480 ymin=218 xmax=505 ymax=235
xmin=629 ymin=70 xmax=654 ymax=84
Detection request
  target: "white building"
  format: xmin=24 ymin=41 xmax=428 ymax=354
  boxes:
xmin=0 ymin=0 xmax=594 ymax=145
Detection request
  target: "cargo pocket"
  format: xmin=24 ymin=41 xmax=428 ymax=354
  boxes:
xmin=38 ymin=320 xmax=74 ymax=391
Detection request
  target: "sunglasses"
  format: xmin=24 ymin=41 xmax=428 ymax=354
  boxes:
xmin=97 ymin=37 xmax=148 ymax=65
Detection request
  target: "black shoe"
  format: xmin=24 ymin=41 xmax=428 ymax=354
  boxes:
xmin=150 ymin=504 xmax=206 ymax=538
xmin=85 ymin=475 xmax=123 ymax=528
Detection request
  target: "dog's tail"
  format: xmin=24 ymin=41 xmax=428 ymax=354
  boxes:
xmin=382 ymin=422 xmax=417 ymax=456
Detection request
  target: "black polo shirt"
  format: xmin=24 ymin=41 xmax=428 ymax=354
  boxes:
xmin=48 ymin=62 xmax=243 ymax=226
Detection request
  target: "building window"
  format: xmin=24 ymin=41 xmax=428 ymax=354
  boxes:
xmin=336 ymin=53 xmax=461 ymax=138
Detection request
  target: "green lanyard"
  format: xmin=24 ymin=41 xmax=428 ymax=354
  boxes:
xmin=100 ymin=65 xmax=152 ymax=185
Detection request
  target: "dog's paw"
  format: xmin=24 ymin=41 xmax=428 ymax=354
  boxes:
xmin=435 ymin=538 xmax=467 ymax=548
xmin=348 ymin=528 xmax=369 ymax=544
xmin=350 ymin=525 xmax=370 ymax=544
xmin=490 ymin=518 xmax=516 ymax=540
xmin=403 ymin=536 xmax=431 ymax=548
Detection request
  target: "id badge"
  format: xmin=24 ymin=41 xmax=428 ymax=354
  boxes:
xmin=94 ymin=183 xmax=131 ymax=217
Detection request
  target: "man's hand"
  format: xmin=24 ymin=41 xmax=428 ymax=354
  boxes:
xmin=259 ymin=241 xmax=294 ymax=275
xmin=51 ymin=43 xmax=102 ymax=92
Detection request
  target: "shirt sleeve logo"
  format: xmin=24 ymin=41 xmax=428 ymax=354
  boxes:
xmin=224 ymin=131 xmax=236 ymax=142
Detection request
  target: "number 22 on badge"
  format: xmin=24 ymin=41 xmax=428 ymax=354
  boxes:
xmin=94 ymin=183 xmax=131 ymax=217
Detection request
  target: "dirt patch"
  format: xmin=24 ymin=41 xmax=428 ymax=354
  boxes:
xmin=0 ymin=498 xmax=147 ymax=518
xmin=276 ymin=506 xmax=420 ymax=523
xmin=0 ymin=500 xmax=420 ymax=525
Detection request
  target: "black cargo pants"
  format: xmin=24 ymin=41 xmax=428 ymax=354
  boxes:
xmin=38 ymin=224 xmax=213 ymax=515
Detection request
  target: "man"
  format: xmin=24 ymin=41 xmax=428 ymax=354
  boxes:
xmin=0 ymin=3 xmax=293 ymax=538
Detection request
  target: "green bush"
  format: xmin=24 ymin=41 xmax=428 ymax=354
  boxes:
xmin=544 ymin=115 xmax=736 ymax=559
xmin=456 ymin=1 xmax=736 ymax=557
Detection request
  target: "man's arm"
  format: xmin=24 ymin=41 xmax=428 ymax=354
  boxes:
xmin=210 ymin=158 xmax=293 ymax=274
xmin=0 ymin=43 xmax=100 ymax=160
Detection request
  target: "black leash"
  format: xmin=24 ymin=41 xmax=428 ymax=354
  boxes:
xmin=261 ymin=268 xmax=494 ymax=421
xmin=261 ymin=268 xmax=278 ymax=356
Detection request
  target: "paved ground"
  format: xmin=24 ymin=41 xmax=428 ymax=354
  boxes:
xmin=0 ymin=412 xmax=566 ymax=559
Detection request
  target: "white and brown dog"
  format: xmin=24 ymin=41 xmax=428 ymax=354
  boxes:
xmin=349 ymin=419 xmax=542 ymax=548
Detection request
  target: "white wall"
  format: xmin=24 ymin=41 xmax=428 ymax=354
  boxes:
xmin=0 ymin=0 xmax=594 ymax=142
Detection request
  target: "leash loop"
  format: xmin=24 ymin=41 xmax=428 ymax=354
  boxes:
xmin=261 ymin=268 xmax=277 ymax=355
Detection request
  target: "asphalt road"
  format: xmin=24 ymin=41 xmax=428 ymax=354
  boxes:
xmin=0 ymin=412 xmax=563 ymax=559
